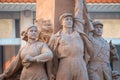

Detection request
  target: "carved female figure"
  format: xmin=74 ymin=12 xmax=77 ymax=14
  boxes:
xmin=0 ymin=26 xmax=53 ymax=80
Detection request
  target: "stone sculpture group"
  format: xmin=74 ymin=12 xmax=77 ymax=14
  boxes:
xmin=0 ymin=0 xmax=119 ymax=80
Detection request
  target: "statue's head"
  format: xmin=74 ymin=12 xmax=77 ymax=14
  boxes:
xmin=21 ymin=26 xmax=39 ymax=41
xmin=39 ymin=20 xmax=53 ymax=43
xmin=92 ymin=21 xmax=103 ymax=36
xmin=59 ymin=13 xmax=73 ymax=28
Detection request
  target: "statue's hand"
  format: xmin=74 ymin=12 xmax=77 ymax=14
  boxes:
xmin=80 ymin=32 xmax=88 ymax=39
xmin=25 ymin=55 xmax=34 ymax=62
xmin=112 ymin=71 xmax=120 ymax=80
xmin=0 ymin=73 xmax=6 ymax=80
xmin=49 ymin=74 xmax=55 ymax=80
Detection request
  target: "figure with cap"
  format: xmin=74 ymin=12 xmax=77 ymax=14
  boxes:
xmin=47 ymin=0 xmax=89 ymax=80
xmin=86 ymin=20 xmax=119 ymax=80
xmin=0 ymin=26 xmax=53 ymax=80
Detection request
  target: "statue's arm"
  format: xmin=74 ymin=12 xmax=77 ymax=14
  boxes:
xmin=74 ymin=0 xmax=84 ymax=32
xmin=32 ymin=43 xmax=53 ymax=62
xmin=31 ymin=43 xmax=54 ymax=80
xmin=81 ymin=33 xmax=94 ymax=56
xmin=47 ymin=60 xmax=55 ymax=80
xmin=47 ymin=35 xmax=56 ymax=80
xmin=47 ymin=35 xmax=60 ymax=80
xmin=74 ymin=0 xmax=84 ymax=20
xmin=0 ymin=48 xmax=23 ymax=79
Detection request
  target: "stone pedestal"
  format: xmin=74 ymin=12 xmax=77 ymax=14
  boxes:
xmin=36 ymin=0 xmax=74 ymax=33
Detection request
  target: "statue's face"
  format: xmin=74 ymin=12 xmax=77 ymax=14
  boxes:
xmin=62 ymin=16 xmax=73 ymax=28
xmin=93 ymin=24 xmax=103 ymax=36
xmin=27 ymin=27 xmax=39 ymax=40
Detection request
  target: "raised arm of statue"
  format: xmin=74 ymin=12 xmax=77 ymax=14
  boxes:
xmin=81 ymin=33 xmax=93 ymax=53
xmin=74 ymin=0 xmax=84 ymax=33
xmin=83 ymin=0 xmax=94 ymax=32
xmin=0 ymin=48 xmax=23 ymax=80
xmin=74 ymin=0 xmax=83 ymax=20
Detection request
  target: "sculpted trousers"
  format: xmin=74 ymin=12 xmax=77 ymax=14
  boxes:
xmin=88 ymin=62 xmax=112 ymax=80
xmin=56 ymin=58 xmax=89 ymax=80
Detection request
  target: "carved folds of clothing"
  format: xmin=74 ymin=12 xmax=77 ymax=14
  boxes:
xmin=49 ymin=31 xmax=89 ymax=80
xmin=3 ymin=42 xmax=53 ymax=80
xmin=88 ymin=36 xmax=112 ymax=80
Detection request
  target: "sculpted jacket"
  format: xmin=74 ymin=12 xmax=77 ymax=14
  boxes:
xmin=3 ymin=42 xmax=53 ymax=80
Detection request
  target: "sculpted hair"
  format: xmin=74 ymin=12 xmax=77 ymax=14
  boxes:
xmin=21 ymin=26 xmax=37 ymax=41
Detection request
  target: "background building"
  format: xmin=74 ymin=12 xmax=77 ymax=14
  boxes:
xmin=0 ymin=0 xmax=120 ymax=73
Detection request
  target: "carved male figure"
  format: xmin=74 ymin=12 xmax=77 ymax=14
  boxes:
xmin=0 ymin=26 xmax=53 ymax=80
xmin=87 ymin=21 xmax=119 ymax=80
xmin=47 ymin=0 xmax=89 ymax=80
